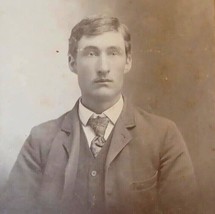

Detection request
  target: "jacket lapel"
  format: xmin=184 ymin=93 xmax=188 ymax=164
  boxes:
xmin=61 ymin=102 xmax=80 ymax=158
xmin=106 ymin=100 xmax=136 ymax=169
xmin=38 ymin=102 xmax=80 ymax=213
xmin=60 ymin=102 xmax=81 ymax=210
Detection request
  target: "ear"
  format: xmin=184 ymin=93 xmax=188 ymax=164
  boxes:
xmin=124 ymin=54 xmax=132 ymax=74
xmin=68 ymin=54 xmax=77 ymax=74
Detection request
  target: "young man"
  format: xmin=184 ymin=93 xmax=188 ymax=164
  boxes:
xmin=1 ymin=15 xmax=200 ymax=214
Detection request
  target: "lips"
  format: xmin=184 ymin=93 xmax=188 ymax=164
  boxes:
xmin=94 ymin=79 xmax=113 ymax=83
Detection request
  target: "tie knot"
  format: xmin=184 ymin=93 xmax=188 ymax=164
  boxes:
xmin=87 ymin=116 xmax=109 ymax=137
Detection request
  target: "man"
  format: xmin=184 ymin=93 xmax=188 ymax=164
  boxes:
xmin=1 ymin=15 xmax=200 ymax=214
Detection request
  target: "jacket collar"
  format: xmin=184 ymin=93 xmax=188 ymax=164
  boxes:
xmin=61 ymin=97 xmax=136 ymax=132
xmin=60 ymin=97 xmax=136 ymax=157
xmin=120 ymin=97 xmax=136 ymax=128
xmin=60 ymin=101 xmax=80 ymax=155
xmin=61 ymin=101 xmax=79 ymax=134
xmin=105 ymin=98 xmax=136 ymax=168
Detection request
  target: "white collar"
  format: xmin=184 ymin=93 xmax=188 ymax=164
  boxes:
xmin=78 ymin=96 xmax=124 ymax=126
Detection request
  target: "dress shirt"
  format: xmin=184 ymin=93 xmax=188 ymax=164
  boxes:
xmin=78 ymin=96 xmax=124 ymax=147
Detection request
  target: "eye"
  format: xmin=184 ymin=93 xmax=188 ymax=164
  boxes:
xmin=88 ymin=51 xmax=96 ymax=56
xmin=82 ymin=48 xmax=98 ymax=57
xmin=107 ymin=48 xmax=121 ymax=56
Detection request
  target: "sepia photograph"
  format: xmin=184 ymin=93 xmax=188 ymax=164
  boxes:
xmin=0 ymin=0 xmax=215 ymax=213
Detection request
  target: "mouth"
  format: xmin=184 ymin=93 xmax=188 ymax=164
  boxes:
xmin=94 ymin=79 xmax=113 ymax=83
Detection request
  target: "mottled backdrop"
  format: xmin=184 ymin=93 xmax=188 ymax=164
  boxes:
xmin=0 ymin=0 xmax=214 ymax=213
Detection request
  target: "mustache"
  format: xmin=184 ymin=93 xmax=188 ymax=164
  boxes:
xmin=94 ymin=78 xmax=113 ymax=83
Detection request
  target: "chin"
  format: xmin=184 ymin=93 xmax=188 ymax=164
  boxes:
xmin=91 ymin=91 xmax=120 ymax=102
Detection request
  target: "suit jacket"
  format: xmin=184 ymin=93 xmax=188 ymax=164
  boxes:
xmin=1 ymin=100 xmax=200 ymax=214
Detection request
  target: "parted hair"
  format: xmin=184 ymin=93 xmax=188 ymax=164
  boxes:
xmin=68 ymin=15 xmax=131 ymax=59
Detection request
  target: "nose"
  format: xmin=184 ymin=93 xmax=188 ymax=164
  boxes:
xmin=97 ymin=53 xmax=110 ymax=75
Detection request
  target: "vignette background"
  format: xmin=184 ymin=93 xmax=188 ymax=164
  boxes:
xmin=0 ymin=0 xmax=215 ymax=212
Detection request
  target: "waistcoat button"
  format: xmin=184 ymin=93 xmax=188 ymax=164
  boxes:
xmin=91 ymin=170 xmax=97 ymax=176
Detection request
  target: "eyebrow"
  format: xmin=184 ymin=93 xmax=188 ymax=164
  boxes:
xmin=79 ymin=46 xmax=99 ymax=52
xmin=107 ymin=46 xmax=124 ymax=53
xmin=79 ymin=46 xmax=123 ymax=51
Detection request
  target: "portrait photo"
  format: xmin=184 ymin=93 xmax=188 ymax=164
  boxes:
xmin=0 ymin=0 xmax=215 ymax=213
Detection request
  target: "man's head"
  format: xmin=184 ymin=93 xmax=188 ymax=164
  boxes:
xmin=68 ymin=15 xmax=131 ymax=62
xmin=68 ymin=15 xmax=132 ymax=110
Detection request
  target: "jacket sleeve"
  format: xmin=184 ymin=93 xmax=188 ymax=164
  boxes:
xmin=157 ymin=121 xmax=202 ymax=213
xmin=0 ymin=129 xmax=43 ymax=214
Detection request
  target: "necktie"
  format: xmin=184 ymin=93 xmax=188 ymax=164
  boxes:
xmin=87 ymin=116 xmax=109 ymax=157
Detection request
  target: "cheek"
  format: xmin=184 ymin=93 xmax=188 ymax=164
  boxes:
xmin=110 ymin=60 xmax=127 ymax=79
xmin=77 ymin=57 xmax=97 ymax=69
xmin=77 ymin=62 xmax=97 ymax=81
xmin=110 ymin=58 xmax=126 ymax=70
xmin=112 ymin=71 xmax=125 ymax=89
xmin=78 ymin=72 xmax=91 ymax=86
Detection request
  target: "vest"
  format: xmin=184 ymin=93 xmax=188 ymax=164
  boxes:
xmin=70 ymin=125 xmax=113 ymax=214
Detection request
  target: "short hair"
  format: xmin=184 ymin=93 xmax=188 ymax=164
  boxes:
xmin=68 ymin=15 xmax=131 ymax=59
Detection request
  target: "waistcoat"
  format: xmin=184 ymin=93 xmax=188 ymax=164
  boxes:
xmin=70 ymin=125 xmax=113 ymax=214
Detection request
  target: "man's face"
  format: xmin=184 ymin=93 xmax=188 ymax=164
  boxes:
xmin=70 ymin=31 xmax=131 ymax=104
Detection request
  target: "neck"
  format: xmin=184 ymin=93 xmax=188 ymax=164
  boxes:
xmin=81 ymin=95 xmax=121 ymax=114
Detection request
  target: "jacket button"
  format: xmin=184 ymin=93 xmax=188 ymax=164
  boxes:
xmin=91 ymin=170 xmax=97 ymax=176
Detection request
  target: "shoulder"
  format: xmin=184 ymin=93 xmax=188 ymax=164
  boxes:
xmin=133 ymin=106 xmax=188 ymax=153
xmin=122 ymin=99 xmax=181 ymax=142
xmin=24 ymin=110 xmax=72 ymax=155
xmin=17 ymin=110 xmax=75 ymax=168
xmin=133 ymin=106 xmax=177 ymax=133
xmin=130 ymin=106 xmax=186 ymax=150
xmin=30 ymin=111 xmax=69 ymax=140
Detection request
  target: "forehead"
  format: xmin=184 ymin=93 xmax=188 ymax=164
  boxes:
xmin=77 ymin=31 xmax=125 ymax=50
